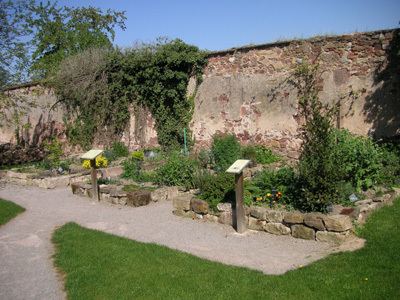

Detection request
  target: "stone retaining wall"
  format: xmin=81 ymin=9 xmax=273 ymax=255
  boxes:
xmin=3 ymin=169 xmax=91 ymax=189
xmin=70 ymin=181 xmax=181 ymax=207
xmin=172 ymin=188 xmax=400 ymax=244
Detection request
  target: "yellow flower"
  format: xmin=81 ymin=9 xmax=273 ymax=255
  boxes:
xmin=365 ymin=278 xmax=368 ymax=281
xmin=267 ymin=193 xmax=271 ymax=197
xmin=299 ymin=265 xmax=303 ymax=268
xmin=82 ymin=155 xmax=108 ymax=169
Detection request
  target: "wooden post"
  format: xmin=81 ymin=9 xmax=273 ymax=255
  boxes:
xmin=235 ymin=172 xmax=246 ymax=233
xmin=226 ymin=159 xmax=251 ymax=234
xmin=90 ymin=159 xmax=99 ymax=201
xmin=81 ymin=149 xmax=104 ymax=202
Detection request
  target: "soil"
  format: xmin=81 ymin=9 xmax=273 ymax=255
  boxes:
xmin=0 ymin=182 xmax=365 ymax=299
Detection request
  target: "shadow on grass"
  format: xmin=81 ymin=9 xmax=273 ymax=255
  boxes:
xmin=52 ymin=199 xmax=400 ymax=300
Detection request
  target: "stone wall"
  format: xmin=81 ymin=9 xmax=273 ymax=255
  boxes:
xmin=191 ymin=29 xmax=400 ymax=158
xmin=0 ymin=84 xmax=66 ymax=147
xmin=1 ymin=29 xmax=398 ymax=158
xmin=173 ymin=188 xmax=400 ymax=244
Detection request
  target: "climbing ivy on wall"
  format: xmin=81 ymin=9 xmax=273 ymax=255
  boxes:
xmin=52 ymin=38 xmax=207 ymax=150
xmin=110 ymin=38 xmax=207 ymax=150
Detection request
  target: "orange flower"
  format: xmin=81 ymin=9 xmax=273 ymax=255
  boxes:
xmin=278 ymin=195 xmax=281 ymax=199
xmin=273 ymin=200 xmax=276 ymax=204
xmin=248 ymin=192 xmax=251 ymax=195
xmin=278 ymin=191 xmax=282 ymax=195
xmin=256 ymin=197 xmax=263 ymax=201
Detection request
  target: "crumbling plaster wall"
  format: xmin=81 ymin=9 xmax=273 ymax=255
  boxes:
xmin=191 ymin=29 xmax=399 ymax=158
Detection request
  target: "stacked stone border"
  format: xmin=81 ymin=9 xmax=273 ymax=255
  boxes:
xmin=70 ymin=182 xmax=181 ymax=208
xmin=172 ymin=188 xmax=400 ymax=244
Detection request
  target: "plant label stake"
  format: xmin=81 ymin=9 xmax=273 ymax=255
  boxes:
xmin=81 ymin=150 xmax=104 ymax=202
xmin=226 ymin=159 xmax=251 ymax=234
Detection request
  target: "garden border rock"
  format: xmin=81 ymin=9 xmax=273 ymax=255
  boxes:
xmin=173 ymin=188 xmax=400 ymax=245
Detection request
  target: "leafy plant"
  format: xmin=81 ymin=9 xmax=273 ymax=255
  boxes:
xmin=255 ymin=146 xmax=280 ymax=165
xmin=241 ymin=145 xmax=258 ymax=166
xmin=43 ymin=136 xmax=64 ymax=161
xmin=197 ymin=149 xmax=212 ymax=168
xmin=252 ymin=165 xmax=299 ymax=207
xmin=112 ymin=142 xmax=130 ymax=158
xmin=197 ymin=172 xmax=235 ymax=211
xmin=333 ymin=129 xmax=382 ymax=191
xmin=211 ymin=134 xmax=241 ymax=171
xmin=131 ymin=150 xmax=144 ymax=161
xmin=120 ymin=159 xmax=154 ymax=183
xmin=154 ymin=154 xmax=199 ymax=190
xmin=294 ymin=62 xmax=341 ymax=212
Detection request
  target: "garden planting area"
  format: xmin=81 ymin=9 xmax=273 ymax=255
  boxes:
xmin=2 ymin=132 xmax=400 ymax=246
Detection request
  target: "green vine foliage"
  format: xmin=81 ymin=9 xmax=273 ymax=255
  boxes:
xmin=108 ymin=38 xmax=207 ymax=151
xmin=52 ymin=39 xmax=206 ymax=150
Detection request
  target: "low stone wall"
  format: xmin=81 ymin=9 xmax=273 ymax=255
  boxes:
xmin=172 ymin=188 xmax=400 ymax=244
xmin=4 ymin=169 xmax=92 ymax=189
xmin=2 ymin=165 xmax=124 ymax=189
xmin=71 ymin=181 xmax=181 ymax=208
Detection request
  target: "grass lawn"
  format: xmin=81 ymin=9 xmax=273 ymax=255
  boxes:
xmin=0 ymin=198 xmax=25 ymax=226
xmin=52 ymin=199 xmax=400 ymax=300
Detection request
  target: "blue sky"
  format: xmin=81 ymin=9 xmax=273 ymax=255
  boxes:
xmin=56 ymin=0 xmax=399 ymax=51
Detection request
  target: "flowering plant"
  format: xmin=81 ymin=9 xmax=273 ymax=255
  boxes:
xmin=82 ymin=155 xmax=108 ymax=169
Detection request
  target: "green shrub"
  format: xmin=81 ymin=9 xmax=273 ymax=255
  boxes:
xmin=131 ymin=150 xmax=144 ymax=161
xmin=43 ymin=136 xmax=64 ymax=161
xmin=197 ymin=172 xmax=235 ymax=211
xmin=112 ymin=142 xmax=130 ymax=158
xmin=120 ymin=159 xmax=154 ymax=183
xmin=211 ymin=134 xmax=241 ymax=171
xmin=241 ymin=145 xmax=258 ymax=166
xmin=154 ymin=154 xmax=198 ymax=190
xmin=197 ymin=150 xmax=212 ymax=168
xmin=377 ymin=142 xmax=400 ymax=185
xmin=103 ymin=149 xmax=117 ymax=162
xmin=333 ymin=129 xmax=382 ymax=191
xmin=252 ymin=165 xmax=299 ymax=207
xmin=255 ymin=146 xmax=280 ymax=165
xmin=336 ymin=182 xmax=365 ymax=206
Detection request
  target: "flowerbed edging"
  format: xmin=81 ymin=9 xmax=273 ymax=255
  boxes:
xmin=172 ymin=188 xmax=400 ymax=244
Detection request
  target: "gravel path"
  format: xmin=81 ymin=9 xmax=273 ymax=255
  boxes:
xmin=0 ymin=183 xmax=335 ymax=300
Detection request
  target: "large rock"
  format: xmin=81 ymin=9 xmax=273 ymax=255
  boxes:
xmin=265 ymin=210 xmax=285 ymax=223
xmin=316 ymin=231 xmax=349 ymax=245
xmin=71 ymin=182 xmax=84 ymax=196
xmin=248 ymin=217 xmax=265 ymax=231
xmin=264 ymin=223 xmax=291 ymax=235
xmin=304 ymin=213 xmax=325 ymax=231
xmin=217 ymin=202 xmax=232 ymax=212
xmin=250 ymin=206 xmax=267 ymax=220
xmin=190 ymin=198 xmax=209 ymax=214
xmin=291 ymin=225 xmax=315 ymax=240
xmin=172 ymin=195 xmax=193 ymax=210
xmin=218 ymin=211 xmax=232 ymax=225
xmin=323 ymin=215 xmax=352 ymax=232
xmin=150 ymin=188 xmax=168 ymax=202
xmin=284 ymin=212 xmax=305 ymax=224
xmin=126 ymin=190 xmax=150 ymax=207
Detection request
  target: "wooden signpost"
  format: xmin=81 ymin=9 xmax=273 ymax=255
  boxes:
xmin=226 ymin=159 xmax=251 ymax=234
xmin=81 ymin=149 xmax=104 ymax=202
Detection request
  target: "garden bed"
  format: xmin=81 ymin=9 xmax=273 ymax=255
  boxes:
xmin=172 ymin=187 xmax=400 ymax=245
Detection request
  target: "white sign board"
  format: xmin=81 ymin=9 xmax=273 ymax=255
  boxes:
xmin=80 ymin=149 xmax=104 ymax=160
xmin=225 ymin=159 xmax=251 ymax=174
